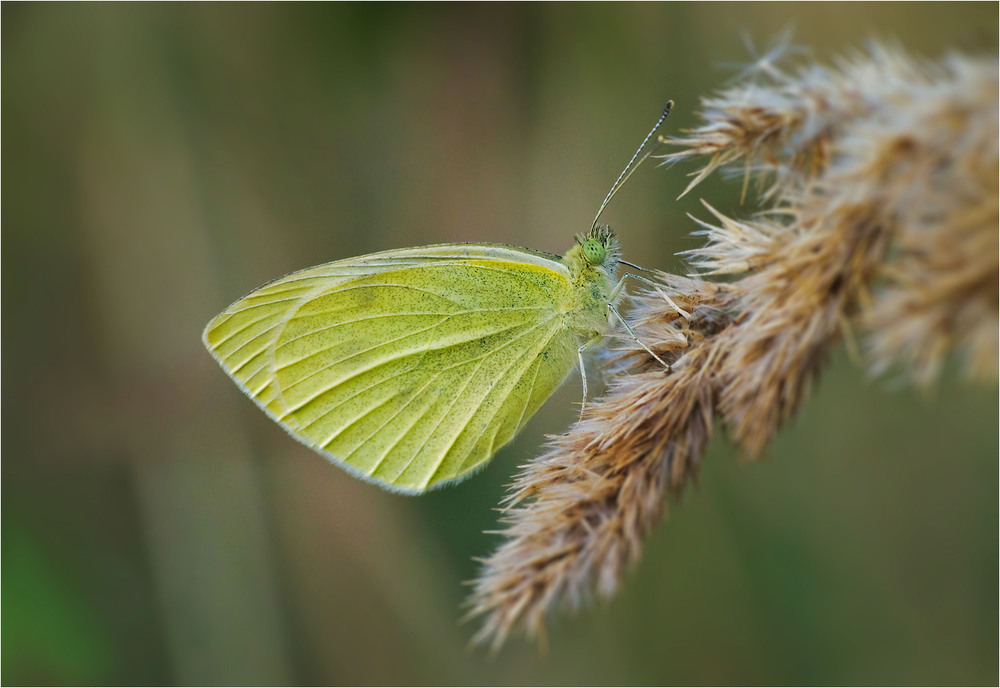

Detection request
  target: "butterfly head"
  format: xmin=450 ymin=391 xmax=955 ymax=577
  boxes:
xmin=575 ymin=224 xmax=621 ymax=271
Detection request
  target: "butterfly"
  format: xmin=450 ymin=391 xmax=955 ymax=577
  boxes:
xmin=203 ymin=101 xmax=673 ymax=494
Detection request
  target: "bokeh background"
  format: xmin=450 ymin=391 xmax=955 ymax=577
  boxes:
xmin=3 ymin=3 xmax=997 ymax=685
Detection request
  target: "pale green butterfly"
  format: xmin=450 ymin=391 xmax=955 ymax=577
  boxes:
xmin=203 ymin=102 xmax=673 ymax=494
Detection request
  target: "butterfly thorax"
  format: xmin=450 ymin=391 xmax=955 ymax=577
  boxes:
xmin=560 ymin=224 xmax=620 ymax=340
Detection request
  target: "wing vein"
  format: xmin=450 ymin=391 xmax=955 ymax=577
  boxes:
xmin=419 ymin=320 xmax=564 ymax=487
xmin=278 ymin=316 xmax=541 ymax=413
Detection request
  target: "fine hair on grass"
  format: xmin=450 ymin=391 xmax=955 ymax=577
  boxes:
xmin=465 ymin=42 xmax=999 ymax=651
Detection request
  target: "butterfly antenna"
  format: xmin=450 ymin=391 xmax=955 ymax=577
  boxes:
xmin=592 ymin=99 xmax=673 ymax=227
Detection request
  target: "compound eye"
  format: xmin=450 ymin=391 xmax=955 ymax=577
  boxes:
xmin=582 ymin=239 xmax=606 ymax=265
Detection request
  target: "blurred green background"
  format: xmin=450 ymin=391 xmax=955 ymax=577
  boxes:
xmin=3 ymin=3 xmax=997 ymax=685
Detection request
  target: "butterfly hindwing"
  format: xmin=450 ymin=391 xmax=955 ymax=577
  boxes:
xmin=204 ymin=245 xmax=584 ymax=493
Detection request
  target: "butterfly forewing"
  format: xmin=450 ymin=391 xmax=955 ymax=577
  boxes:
xmin=204 ymin=246 xmax=584 ymax=493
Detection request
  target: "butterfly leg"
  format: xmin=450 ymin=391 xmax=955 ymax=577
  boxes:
xmin=577 ymin=345 xmax=588 ymax=419
xmin=607 ymin=303 xmax=671 ymax=370
xmin=575 ymin=333 xmax=608 ymax=419
xmin=617 ymin=271 xmax=691 ymax=318
xmin=609 ymin=275 xmax=672 ymax=368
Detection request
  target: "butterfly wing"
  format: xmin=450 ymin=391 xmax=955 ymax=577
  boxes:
xmin=204 ymin=245 xmax=583 ymax=493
